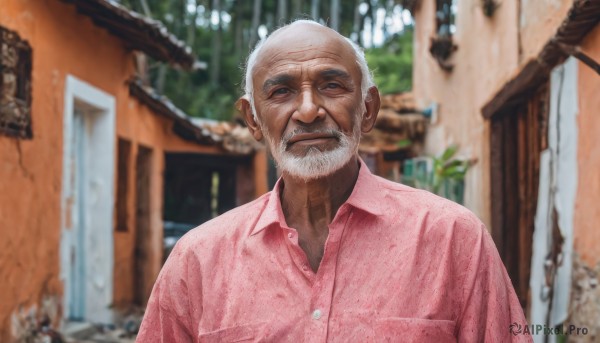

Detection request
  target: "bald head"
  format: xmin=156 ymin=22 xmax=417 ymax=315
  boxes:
xmin=237 ymin=20 xmax=381 ymax=181
xmin=243 ymin=20 xmax=374 ymax=116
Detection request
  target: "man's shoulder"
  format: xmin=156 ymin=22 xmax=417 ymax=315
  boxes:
xmin=372 ymin=176 xmax=490 ymax=268
xmin=174 ymin=192 xmax=270 ymax=250
xmin=374 ymin=175 xmax=474 ymax=214
xmin=373 ymin=175 xmax=484 ymax=232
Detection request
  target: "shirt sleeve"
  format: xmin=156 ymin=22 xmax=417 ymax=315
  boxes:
xmin=456 ymin=223 xmax=532 ymax=343
xmin=136 ymin=242 xmax=196 ymax=342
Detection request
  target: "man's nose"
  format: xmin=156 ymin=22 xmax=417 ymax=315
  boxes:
xmin=292 ymin=89 xmax=324 ymax=123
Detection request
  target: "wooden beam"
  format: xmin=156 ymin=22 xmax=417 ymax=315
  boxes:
xmin=481 ymin=0 xmax=600 ymax=120
xmin=60 ymin=0 xmax=197 ymax=69
xmin=490 ymin=116 xmax=505 ymax=253
xmin=481 ymin=61 xmax=548 ymax=119
xmin=557 ymin=43 xmax=600 ymax=75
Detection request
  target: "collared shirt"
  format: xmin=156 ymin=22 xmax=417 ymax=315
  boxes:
xmin=137 ymin=160 xmax=531 ymax=343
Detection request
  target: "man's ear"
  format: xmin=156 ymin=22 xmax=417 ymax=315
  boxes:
xmin=236 ymin=95 xmax=263 ymax=141
xmin=361 ymin=86 xmax=381 ymax=133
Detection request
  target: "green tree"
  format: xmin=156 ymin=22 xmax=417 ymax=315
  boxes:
xmin=365 ymin=27 xmax=413 ymax=94
xmin=119 ymin=0 xmax=414 ymax=120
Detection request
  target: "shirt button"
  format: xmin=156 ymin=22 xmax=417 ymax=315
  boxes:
xmin=288 ymin=232 xmax=294 ymax=239
xmin=312 ymin=309 xmax=322 ymax=320
xmin=302 ymin=265 xmax=309 ymax=271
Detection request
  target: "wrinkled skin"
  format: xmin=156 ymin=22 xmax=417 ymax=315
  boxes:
xmin=239 ymin=23 xmax=381 ymax=271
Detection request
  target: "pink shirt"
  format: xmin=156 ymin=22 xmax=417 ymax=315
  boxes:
xmin=138 ymin=161 xmax=530 ymax=342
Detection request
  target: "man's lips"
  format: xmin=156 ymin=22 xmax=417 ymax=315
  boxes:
xmin=287 ymin=133 xmax=337 ymax=145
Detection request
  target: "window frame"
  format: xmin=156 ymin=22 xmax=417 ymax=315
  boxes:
xmin=0 ymin=26 xmax=33 ymax=139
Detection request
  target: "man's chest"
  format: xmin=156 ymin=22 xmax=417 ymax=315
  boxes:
xmin=193 ymin=226 xmax=463 ymax=342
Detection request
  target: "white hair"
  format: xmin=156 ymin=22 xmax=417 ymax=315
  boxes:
xmin=244 ymin=20 xmax=373 ymax=180
xmin=243 ymin=19 xmax=375 ymax=119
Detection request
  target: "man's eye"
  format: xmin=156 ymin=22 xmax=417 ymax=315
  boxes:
xmin=273 ymin=88 xmax=290 ymax=96
xmin=326 ymin=83 xmax=340 ymax=89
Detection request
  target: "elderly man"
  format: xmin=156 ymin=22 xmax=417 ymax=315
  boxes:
xmin=137 ymin=20 xmax=529 ymax=342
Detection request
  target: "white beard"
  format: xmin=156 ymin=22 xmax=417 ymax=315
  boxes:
xmin=261 ymin=118 xmax=362 ymax=181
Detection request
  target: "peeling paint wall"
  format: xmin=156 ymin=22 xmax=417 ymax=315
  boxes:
xmin=60 ymin=76 xmax=117 ymax=324
xmin=413 ymin=0 xmax=600 ymax=330
xmin=110 ymin=96 xmax=245 ymax=308
xmin=114 ymin=97 xmax=269 ymax=309
xmin=0 ymin=0 xmax=268 ymax=340
xmin=0 ymin=0 xmax=134 ymax=338
xmin=568 ymin=23 xmax=600 ymax=342
xmin=10 ymin=295 xmax=61 ymax=342
xmin=412 ymin=0 xmax=520 ymax=226
xmin=413 ymin=0 xmax=583 ymax=228
xmin=568 ymin=254 xmax=600 ymax=343
xmin=529 ymin=57 xmax=578 ymax=343
xmin=519 ymin=0 xmax=572 ymax=62
xmin=573 ymin=24 xmax=600 ymax=269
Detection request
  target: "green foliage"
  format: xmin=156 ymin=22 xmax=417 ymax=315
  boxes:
xmin=149 ymin=26 xmax=243 ymax=121
xmin=365 ymin=28 xmax=413 ymax=94
xmin=397 ymin=138 xmax=412 ymax=148
xmin=119 ymin=0 xmax=414 ymax=120
xmin=427 ymin=145 xmax=470 ymax=205
xmin=403 ymin=145 xmax=470 ymax=204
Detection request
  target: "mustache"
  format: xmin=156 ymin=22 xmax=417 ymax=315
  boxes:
xmin=281 ymin=128 xmax=343 ymax=145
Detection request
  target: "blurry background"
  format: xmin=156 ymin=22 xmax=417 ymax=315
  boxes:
xmin=118 ymin=0 xmax=415 ymax=121
xmin=0 ymin=0 xmax=598 ymax=342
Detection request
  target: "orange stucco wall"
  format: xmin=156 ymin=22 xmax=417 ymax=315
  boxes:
xmin=112 ymin=99 xmax=233 ymax=308
xmin=112 ymin=101 xmax=268 ymax=307
xmin=0 ymin=0 xmax=265 ymax=339
xmin=0 ymin=0 xmax=132 ymax=338
xmin=519 ymin=0 xmax=572 ymax=62
xmin=573 ymin=24 xmax=600 ymax=268
xmin=413 ymin=0 xmax=600 ymax=323
xmin=412 ymin=0 xmax=583 ymax=228
xmin=412 ymin=0 xmax=520 ymax=226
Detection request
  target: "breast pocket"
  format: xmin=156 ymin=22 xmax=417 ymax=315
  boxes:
xmin=375 ymin=317 xmax=457 ymax=343
xmin=197 ymin=322 xmax=264 ymax=343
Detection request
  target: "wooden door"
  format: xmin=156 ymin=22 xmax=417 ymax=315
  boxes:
xmin=490 ymin=83 xmax=549 ymax=310
xmin=134 ymin=145 xmax=153 ymax=306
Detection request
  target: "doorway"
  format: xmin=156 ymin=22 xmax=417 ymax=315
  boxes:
xmin=61 ymin=76 xmax=115 ymax=323
xmin=489 ymin=83 xmax=549 ymax=310
xmin=134 ymin=145 xmax=153 ymax=306
xmin=162 ymin=153 xmax=252 ymax=259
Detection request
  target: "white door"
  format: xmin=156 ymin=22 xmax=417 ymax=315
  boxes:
xmin=61 ymin=76 xmax=115 ymax=324
xmin=68 ymin=109 xmax=86 ymax=320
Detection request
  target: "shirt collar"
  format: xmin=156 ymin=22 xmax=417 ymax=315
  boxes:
xmin=251 ymin=158 xmax=384 ymax=236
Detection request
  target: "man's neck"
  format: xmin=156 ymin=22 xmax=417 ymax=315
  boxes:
xmin=280 ymin=156 xmax=360 ymax=231
xmin=279 ymin=156 xmax=360 ymax=271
